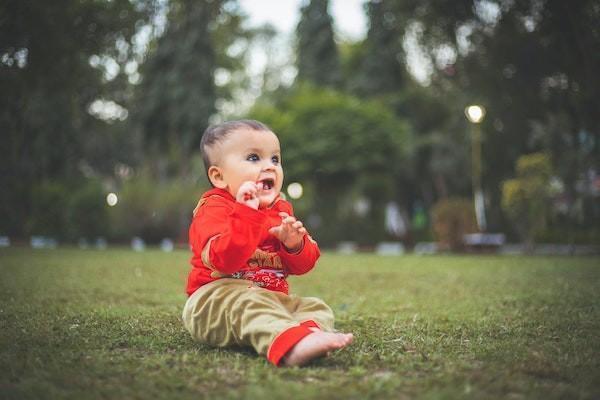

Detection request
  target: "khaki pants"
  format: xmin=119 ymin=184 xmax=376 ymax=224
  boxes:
xmin=182 ymin=278 xmax=334 ymax=363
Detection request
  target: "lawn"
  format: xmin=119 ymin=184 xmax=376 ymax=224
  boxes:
xmin=1 ymin=247 xmax=599 ymax=399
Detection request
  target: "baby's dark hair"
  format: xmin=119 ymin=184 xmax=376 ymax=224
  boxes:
xmin=200 ymin=119 xmax=272 ymax=172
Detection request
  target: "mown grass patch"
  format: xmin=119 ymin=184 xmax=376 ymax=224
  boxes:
xmin=1 ymin=248 xmax=598 ymax=399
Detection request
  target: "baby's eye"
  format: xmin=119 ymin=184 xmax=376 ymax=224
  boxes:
xmin=246 ymin=153 xmax=259 ymax=162
xmin=271 ymin=155 xmax=280 ymax=165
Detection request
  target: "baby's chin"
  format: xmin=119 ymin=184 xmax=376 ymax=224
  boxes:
xmin=258 ymin=191 xmax=279 ymax=209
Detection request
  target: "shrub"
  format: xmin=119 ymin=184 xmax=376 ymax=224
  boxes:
xmin=108 ymin=174 xmax=205 ymax=244
xmin=249 ymin=85 xmax=411 ymax=247
xmin=431 ymin=197 xmax=477 ymax=251
xmin=27 ymin=181 xmax=70 ymax=239
xmin=66 ymin=179 xmax=109 ymax=240
xmin=501 ymin=153 xmax=552 ymax=252
xmin=26 ymin=179 xmax=108 ymax=241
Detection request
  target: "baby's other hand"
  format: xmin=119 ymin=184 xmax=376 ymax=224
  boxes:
xmin=269 ymin=212 xmax=307 ymax=253
xmin=236 ymin=181 xmax=259 ymax=210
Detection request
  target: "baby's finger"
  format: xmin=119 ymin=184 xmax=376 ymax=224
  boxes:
xmin=238 ymin=182 xmax=257 ymax=197
xmin=282 ymin=216 xmax=296 ymax=225
xmin=292 ymin=221 xmax=303 ymax=229
xmin=298 ymin=227 xmax=307 ymax=235
xmin=242 ymin=181 xmax=258 ymax=190
xmin=278 ymin=212 xmax=290 ymax=219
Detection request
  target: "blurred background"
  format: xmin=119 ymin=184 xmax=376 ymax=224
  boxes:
xmin=1 ymin=0 xmax=599 ymax=252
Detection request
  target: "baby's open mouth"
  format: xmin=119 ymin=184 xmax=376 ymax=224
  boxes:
xmin=259 ymin=178 xmax=275 ymax=191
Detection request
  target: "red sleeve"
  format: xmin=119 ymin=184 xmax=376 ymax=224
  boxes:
xmin=279 ymin=234 xmax=321 ymax=275
xmin=190 ymin=197 xmax=268 ymax=275
xmin=275 ymin=200 xmax=321 ymax=275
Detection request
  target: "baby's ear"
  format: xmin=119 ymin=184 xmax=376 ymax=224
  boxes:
xmin=207 ymin=166 xmax=227 ymax=189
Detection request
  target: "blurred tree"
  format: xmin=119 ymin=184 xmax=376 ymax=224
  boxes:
xmin=296 ymin=0 xmax=342 ymax=88
xmin=250 ymin=85 xmax=410 ymax=246
xmin=351 ymin=0 xmax=406 ymax=96
xmin=380 ymin=82 xmax=472 ymax=211
xmin=250 ymin=23 xmax=296 ymax=97
xmin=345 ymin=0 xmax=599 ymax=233
xmin=401 ymin=0 xmax=600 ymax=230
xmin=134 ymin=0 xmax=247 ymax=179
xmin=343 ymin=1 xmax=471 ymax=214
xmin=0 ymin=0 xmax=153 ymax=237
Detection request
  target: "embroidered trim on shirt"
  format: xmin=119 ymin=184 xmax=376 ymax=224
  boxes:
xmin=201 ymin=235 xmax=220 ymax=271
xmin=192 ymin=198 xmax=206 ymax=217
xmin=193 ymin=194 xmax=225 ymax=217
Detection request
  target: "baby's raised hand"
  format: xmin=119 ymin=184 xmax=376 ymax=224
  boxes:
xmin=268 ymin=212 xmax=307 ymax=253
xmin=236 ymin=181 xmax=259 ymax=210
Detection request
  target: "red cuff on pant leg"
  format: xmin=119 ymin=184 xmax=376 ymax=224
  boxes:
xmin=300 ymin=320 xmax=320 ymax=329
xmin=267 ymin=324 xmax=313 ymax=366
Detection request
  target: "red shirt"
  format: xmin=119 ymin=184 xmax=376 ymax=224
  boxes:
xmin=185 ymin=188 xmax=320 ymax=296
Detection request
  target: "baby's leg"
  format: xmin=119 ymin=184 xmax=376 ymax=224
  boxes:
xmin=183 ymin=281 xmax=352 ymax=366
xmin=277 ymin=295 xmax=352 ymax=366
xmin=291 ymin=296 xmax=335 ymax=332
xmin=281 ymin=328 xmax=353 ymax=367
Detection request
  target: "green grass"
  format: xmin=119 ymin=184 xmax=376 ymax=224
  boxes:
xmin=1 ymin=248 xmax=599 ymax=399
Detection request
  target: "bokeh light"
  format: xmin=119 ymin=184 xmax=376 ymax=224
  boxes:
xmin=106 ymin=192 xmax=118 ymax=207
xmin=465 ymin=105 xmax=486 ymax=123
xmin=287 ymin=182 xmax=303 ymax=199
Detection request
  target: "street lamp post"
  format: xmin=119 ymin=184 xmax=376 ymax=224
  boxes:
xmin=465 ymin=105 xmax=487 ymax=232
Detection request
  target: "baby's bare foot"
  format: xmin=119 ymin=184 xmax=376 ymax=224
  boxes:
xmin=281 ymin=330 xmax=353 ymax=367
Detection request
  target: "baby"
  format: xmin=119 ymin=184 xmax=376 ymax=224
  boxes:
xmin=182 ymin=119 xmax=353 ymax=366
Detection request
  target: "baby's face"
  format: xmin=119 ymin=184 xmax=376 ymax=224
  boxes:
xmin=211 ymin=128 xmax=284 ymax=208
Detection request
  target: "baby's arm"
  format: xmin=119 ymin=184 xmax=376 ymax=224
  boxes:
xmin=271 ymin=208 xmax=321 ymax=275
xmin=190 ymin=195 xmax=266 ymax=275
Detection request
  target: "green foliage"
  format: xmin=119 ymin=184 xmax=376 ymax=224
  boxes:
xmin=4 ymin=0 xmax=598 ymax=248
xmin=108 ymin=173 xmax=205 ymax=243
xmin=135 ymin=0 xmax=217 ymax=156
xmin=66 ymin=179 xmax=111 ymax=240
xmin=350 ymin=0 xmax=600 ymax=232
xmin=343 ymin=2 xmax=474 ymax=210
xmin=1 ymin=249 xmax=599 ymax=399
xmin=457 ymin=1 xmax=599 ymax=226
xmin=351 ymin=0 xmax=406 ymax=96
xmin=501 ymin=153 xmax=553 ymax=250
xmin=26 ymin=179 xmax=108 ymax=241
xmin=253 ymin=86 xmax=410 ymax=185
xmin=515 ymin=152 xmax=552 ymax=181
xmin=250 ymin=85 xmax=410 ymax=246
xmin=0 ymin=0 xmax=153 ymax=237
xmin=133 ymin=0 xmax=248 ymax=178
xmin=27 ymin=182 xmax=69 ymax=238
xmin=296 ymin=0 xmax=342 ymax=88
xmin=431 ymin=197 xmax=478 ymax=251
